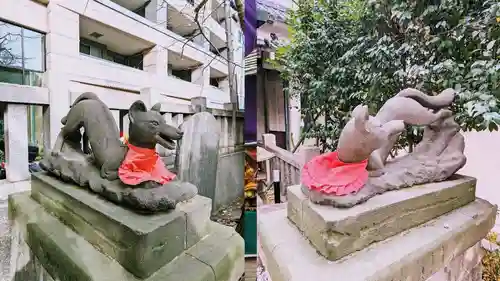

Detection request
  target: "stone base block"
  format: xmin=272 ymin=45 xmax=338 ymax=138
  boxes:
xmin=9 ymin=191 xmax=244 ymax=281
xmin=259 ymin=198 xmax=495 ymax=281
xmin=29 ymin=172 xmax=212 ymax=278
xmin=288 ymin=175 xmax=476 ymax=260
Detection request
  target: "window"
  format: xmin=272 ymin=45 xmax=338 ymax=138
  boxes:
xmin=210 ymin=78 xmax=220 ymax=87
xmin=127 ymin=53 xmax=143 ymax=70
xmin=171 ymin=67 xmax=192 ymax=82
xmin=0 ymin=21 xmax=45 ymax=86
xmin=79 ymin=38 xmax=143 ymax=70
xmin=79 ymin=43 xmax=91 ymax=55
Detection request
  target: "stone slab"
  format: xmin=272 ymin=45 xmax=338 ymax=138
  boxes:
xmin=288 ymin=175 xmax=476 ymax=260
xmin=258 ymin=198 xmax=496 ymax=281
xmin=176 ymin=112 xmax=221 ymax=201
xmin=29 ymin=172 xmax=212 ymax=278
xmin=8 ymin=192 xmax=244 ymax=281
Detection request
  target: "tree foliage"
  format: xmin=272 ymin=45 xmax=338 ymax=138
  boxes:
xmin=275 ymin=0 xmax=500 ymax=152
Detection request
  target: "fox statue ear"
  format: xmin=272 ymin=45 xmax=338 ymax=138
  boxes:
xmin=151 ymin=103 xmax=162 ymax=112
xmin=352 ymin=105 xmax=369 ymax=132
xmin=129 ymin=100 xmax=147 ymax=123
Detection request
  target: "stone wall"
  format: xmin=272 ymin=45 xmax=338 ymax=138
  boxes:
xmin=427 ymin=242 xmax=484 ymax=281
xmin=214 ymin=151 xmax=245 ymax=212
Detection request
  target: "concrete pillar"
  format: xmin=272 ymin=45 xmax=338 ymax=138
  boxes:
xmin=122 ymin=113 xmax=130 ymax=137
xmin=140 ymin=87 xmax=162 ymax=110
xmin=219 ymin=78 xmax=230 ymax=94
xmin=143 ymin=46 xmax=168 ymax=76
xmin=191 ymin=96 xmax=208 ymax=113
xmin=288 ymin=93 xmax=301 ymax=149
xmin=231 ymin=18 xmax=245 ymax=111
xmin=191 ymin=20 xmax=210 ymax=88
xmin=145 ymin=0 xmax=168 ymax=27
xmin=191 ymin=66 xmax=210 ymax=86
xmin=43 ymin=71 xmax=71 ymax=150
xmin=44 ymin=3 xmax=79 ymax=149
xmin=192 ymin=31 xmax=209 ymax=49
xmin=4 ymin=104 xmax=29 ymax=182
xmin=143 ymin=46 xmax=168 ymax=106
xmin=110 ymin=110 xmax=120 ymax=131
xmin=157 ymin=112 xmax=171 ymax=156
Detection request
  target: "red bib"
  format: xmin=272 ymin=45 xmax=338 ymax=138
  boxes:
xmin=118 ymin=143 xmax=176 ymax=185
xmin=301 ymin=151 xmax=368 ymax=196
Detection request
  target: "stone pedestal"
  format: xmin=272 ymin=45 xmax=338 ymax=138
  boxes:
xmin=258 ymin=175 xmax=496 ymax=281
xmin=7 ymin=172 xmax=244 ymax=281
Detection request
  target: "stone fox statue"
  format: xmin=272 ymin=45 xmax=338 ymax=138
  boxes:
xmin=40 ymin=92 xmax=200 ymax=212
xmin=302 ymin=87 xmax=464 ymax=207
xmin=336 ymin=88 xmax=457 ymax=170
xmin=50 ymin=92 xmax=183 ymax=181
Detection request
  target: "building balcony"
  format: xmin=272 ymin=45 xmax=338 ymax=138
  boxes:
xmin=109 ymin=0 xmax=150 ymax=11
xmin=166 ymin=0 xmax=227 ymax=42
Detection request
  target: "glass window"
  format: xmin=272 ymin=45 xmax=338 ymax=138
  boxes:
xmin=0 ymin=22 xmax=23 ymax=68
xmin=128 ymin=54 xmax=143 ymax=70
xmin=171 ymin=69 xmax=192 ymax=82
xmin=24 ymin=71 xmax=43 ymax=87
xmin=80 ymin=43 xmax=91 ymax=55
xmin=0 ymin=20 xmax=45 ymax=86
xmin=79 ymin=38 xmax=144 ymax=70
xmin=23 ymin=29 xmax=44 ymax=71
xmin=89 ymin=46 xmax=103 ymax=58
xmin=0 ymin=66 xmax=23 ymax=84
xmin=210 ymin=78 xmax=220 ymax=87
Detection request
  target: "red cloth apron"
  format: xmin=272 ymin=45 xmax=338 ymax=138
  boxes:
xmin=118 ymin=143 xmax=176 ymax=185
xmin=301 ymin=151 xmax=368 ymax=196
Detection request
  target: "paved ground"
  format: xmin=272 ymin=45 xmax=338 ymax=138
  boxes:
xmin=243 ymin=257 xmax=257 ymax=281
xmin=0 ymin=198 xmax=11 ymax=280
xmin=0 ymin=180 xmax=30 ymax=281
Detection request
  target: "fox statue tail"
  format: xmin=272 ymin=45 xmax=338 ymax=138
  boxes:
xmin=396 ymin=88 xmax=457 ymax=110
xmin=61 ymin=92 xmax=101 ymax=125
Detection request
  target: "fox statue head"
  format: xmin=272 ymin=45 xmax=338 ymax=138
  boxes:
xmin=337 ymin=105 xmax=405 ymax=163
xmin=127 ymin=100 xmax=183 ymax=150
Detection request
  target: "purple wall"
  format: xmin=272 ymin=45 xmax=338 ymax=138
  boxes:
xmin=244 ymin=0 xmax=257 ymax=56
xmin=244 ymin=74 xmax=257 ymax=143
xmin=244 ymin=0 xmax=257 ymax=143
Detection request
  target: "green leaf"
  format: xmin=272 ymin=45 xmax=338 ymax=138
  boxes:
xmin=487 ymin=40 xmax=496 ymax=50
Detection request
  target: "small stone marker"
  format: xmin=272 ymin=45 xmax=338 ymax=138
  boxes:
xmin=175 ymin=112 xmax=221 ymax=200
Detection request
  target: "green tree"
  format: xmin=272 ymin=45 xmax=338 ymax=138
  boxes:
xmin=276 ymin=0 xmax=500 ymax=153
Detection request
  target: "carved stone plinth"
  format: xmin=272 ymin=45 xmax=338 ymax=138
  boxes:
xmin=290 ymin=175 xmax=476 ymax=260
xmin=258 ymin=177 xmax=496 ymax=281
xmin=8 ymin=173 xmax=244 ymax=281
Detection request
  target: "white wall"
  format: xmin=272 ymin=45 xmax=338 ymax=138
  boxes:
xmin=460 ymin=131 xmax=500 ymax=206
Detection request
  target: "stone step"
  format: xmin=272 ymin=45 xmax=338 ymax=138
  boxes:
xmin=259 ymin=199 xmax=496 ymax=281
xmin=28 ymin=172 xmax=212 ymax=279
xmin=8 ymin=191 xmax=244 ymax=281
xmin=288 ymin=175 xmax=476 ymax=261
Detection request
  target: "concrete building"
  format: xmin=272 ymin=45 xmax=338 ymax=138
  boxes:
xmin=0 ymin=0 xmax=244 ymax=182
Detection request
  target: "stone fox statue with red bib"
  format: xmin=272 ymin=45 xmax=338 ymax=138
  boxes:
xmin=40 ymin=92 xmax=198 ymax=213
xmin=301 ymin=88 xmax=466 ymax=207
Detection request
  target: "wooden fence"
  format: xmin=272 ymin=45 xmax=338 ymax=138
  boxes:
xmin=259 ymin=133 xmax=320 ymax=201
